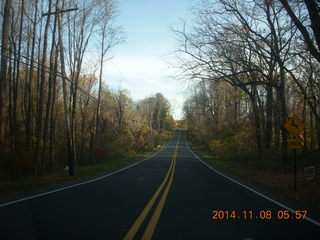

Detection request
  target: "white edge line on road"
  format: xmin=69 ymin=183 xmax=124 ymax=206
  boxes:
xmin=0 ymin=133 xmax=176 ymax=208
xmin=185 ymin=139 xmax=320 ymax=227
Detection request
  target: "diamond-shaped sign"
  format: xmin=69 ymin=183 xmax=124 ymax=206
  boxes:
xmin=284 ymin=114 xmax=305 ymax=137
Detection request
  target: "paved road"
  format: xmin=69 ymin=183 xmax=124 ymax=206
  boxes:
xmin=0 ymin=130 xmax=319 ymax=239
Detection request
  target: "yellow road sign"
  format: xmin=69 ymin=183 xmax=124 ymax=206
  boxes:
xmin=284 ymin=114 xmax=305 ymax=137
xmin=288 ymin=138 xmax=303 ymax=149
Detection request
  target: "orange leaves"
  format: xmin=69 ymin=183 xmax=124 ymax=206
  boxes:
xmin=208 ymin=139 xmax=224 ymax=152
xmin=78 ymin=74 xmax=98 ymax=89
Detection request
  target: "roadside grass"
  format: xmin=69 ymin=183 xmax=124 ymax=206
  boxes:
xmin=0 ymin=148 xmax=160 ymax=197
xmin=76 ymin=151 xmax=153 ymax=177
xmin=190 ymin=144 xmax=253 ymax=179
xmin=189 ymin=142 xmax=320 ymax=212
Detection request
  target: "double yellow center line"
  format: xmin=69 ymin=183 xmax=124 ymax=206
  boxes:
xmin=123 ymin=137 xmax=180 ymax=240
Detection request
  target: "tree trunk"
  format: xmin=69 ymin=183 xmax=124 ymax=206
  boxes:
xmin=0 ymin=0 xmax=13 ymax=156
xmin=249 ymin=93 xmax=263 ymax=157
xmin=49 ymin=50 xmax=58 ymax=169
xmin=35 ymin=0 xmax=52 ymax=174
xmin=43 ymin=4 xmax=57 ymax=172
xmin=96 ymin=24 xmax=106 ymax=143
xmin=265 ymin=84 xmax=273 ymax=149
xmin=26 ymin=0 xmax=39 ymax=154
xmin=11 ymin=0 xmax=24 ymax=158
xmin=278 ymin=80 xmax=288 ymax=163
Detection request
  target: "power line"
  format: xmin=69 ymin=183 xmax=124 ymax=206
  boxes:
xmin=0 ymin=44 xmax=110 ymax=112
xmin=109 ymin=59 xmax=135 ymax=90
xmin=0 ymin=46 xmax=174 ymax=127
xmin=0 ymin=45 xmax=156 ymax=128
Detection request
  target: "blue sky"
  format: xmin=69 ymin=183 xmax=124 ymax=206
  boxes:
xmin=104 ymin=0 xmax=194 ymax=120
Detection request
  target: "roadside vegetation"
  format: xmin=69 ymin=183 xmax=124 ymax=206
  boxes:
xmin=0 ymin=142 xmax=169 ymax=196
xmin=0 ymin=0 xmax=176 ymax=193
xmin=189 ymin=140 xmax=320 ymax=211
xmin=174 ymin=0 xmax=320 ymax=210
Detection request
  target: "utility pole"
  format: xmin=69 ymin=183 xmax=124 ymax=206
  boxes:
xmin=42 ymin=6 xmax=78 ymax=176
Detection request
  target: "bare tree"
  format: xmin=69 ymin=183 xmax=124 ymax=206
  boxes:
xmin=34 ymin=0 xmax=52 ymax=174
xmin=95 ymin=0 xmax=123 ymax=143
xmin=279 ymin=0 xmax=320 ymax=63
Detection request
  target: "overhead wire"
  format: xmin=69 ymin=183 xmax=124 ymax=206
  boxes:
xmin=0 ymin=44 xmax=111 ymax=112
xmin=0 ymin=45 xmax=153 ymax=126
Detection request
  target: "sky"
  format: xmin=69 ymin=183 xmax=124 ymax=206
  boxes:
xmin=103 ymin=0 xmax=194 ymax=120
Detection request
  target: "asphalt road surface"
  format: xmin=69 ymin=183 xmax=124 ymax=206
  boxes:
xmin=0 ymin=130 xmax=319 ymax=239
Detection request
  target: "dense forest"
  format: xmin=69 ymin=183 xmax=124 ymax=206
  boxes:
xmin=174 ymin=0 xmax=320 ymax=165
xmin=0 ymin=0 xmax=174 ymax=178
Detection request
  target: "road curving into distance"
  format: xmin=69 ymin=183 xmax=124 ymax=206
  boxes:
xmin=0 ymin=130 xmax=319 ymax=239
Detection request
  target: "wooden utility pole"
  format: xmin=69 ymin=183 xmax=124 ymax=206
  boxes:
xmin=43 ymin=6 xmax=78 ymax=176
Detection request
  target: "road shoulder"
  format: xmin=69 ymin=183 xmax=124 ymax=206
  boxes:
xmin=187 ymin=140 xmax=320 ymax=226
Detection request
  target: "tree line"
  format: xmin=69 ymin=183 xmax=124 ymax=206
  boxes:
xmin=0 ymin=0 xmax=174 ymax=178
xmin=175 ymin=0 xmax=320 ymax=162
